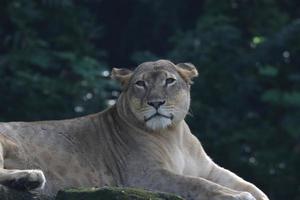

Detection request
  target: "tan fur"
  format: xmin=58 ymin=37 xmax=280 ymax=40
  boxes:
xmin=175 ymin=63 xmax=198 ymax=84
xmin=0 ymin=60 xmax=269 ymax=200
xmin=111 ymin=68 xmax=133 ymax=87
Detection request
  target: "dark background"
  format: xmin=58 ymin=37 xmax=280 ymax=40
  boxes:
xmin=0 ymin=0 xmax=300 ymax=199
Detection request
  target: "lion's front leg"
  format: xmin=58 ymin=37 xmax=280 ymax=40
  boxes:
xmin=185 ymin=132 xmax=269 ymax=200
xmin=207 ymin=164 xmax=269 ymax=200
xmin=0 ymin=137 xmax=46 ymax=191
xmin=126 ymin=168 xmax=256 ymax=200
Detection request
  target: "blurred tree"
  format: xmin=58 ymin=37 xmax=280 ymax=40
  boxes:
xmin=0 ymin=0 xmax=109 ymax=121
xmin=94 ymin=0 xmax=205 ymax=66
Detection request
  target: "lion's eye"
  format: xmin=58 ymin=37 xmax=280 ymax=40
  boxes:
xmin=166 ymin=78 xmax=176 ymax=85
xmin=135 ymin=80 xmax=146 ymax=87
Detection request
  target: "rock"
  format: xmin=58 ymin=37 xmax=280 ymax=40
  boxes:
xmin=0 ymin=185 xmax=52 ymax=200
xmin=0 ymin=185 xmax=184 ymax=200
xmin=55 ymin=187 xmax=184 ymax=200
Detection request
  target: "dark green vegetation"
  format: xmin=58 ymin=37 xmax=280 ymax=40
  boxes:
xmin=56 ymin=187 xmax=184 ymax=200
xmin=0 ymin=0 xmax=299 ymax=200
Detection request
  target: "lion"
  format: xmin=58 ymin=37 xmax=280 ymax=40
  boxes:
xmin=0 ymin=60 xmax=269 ymax=200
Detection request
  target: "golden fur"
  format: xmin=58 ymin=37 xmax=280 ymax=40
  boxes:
xmin=0 ymin=60 xmax=269 ymax=200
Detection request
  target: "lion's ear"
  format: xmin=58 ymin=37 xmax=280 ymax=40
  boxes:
xmin=111 ymin=68 xmax=133 ymax=87
xmin=175 ymin=63 xmax=198 ymax=84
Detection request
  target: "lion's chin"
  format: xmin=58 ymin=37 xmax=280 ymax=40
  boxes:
xmin=145 ymin=116 xmax=172 ymax=131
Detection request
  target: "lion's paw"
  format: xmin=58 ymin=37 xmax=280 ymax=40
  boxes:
xmin=235 ymin=192 xmax=256 ymax=200
xmin=26 ymin=169 xmax=46 ymax=189
xmin=256 ymin=195 xmax=270 ymax=200
xmin=3 ymin=169 xmax=46 ymax=190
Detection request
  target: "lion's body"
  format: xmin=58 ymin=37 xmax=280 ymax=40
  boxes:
xmin=0 ymin=105 xmax=205 ymax=196
xmin=0 ymin=60 xmax=269 ymax=200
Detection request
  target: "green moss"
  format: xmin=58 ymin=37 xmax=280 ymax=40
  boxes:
xmin=55 ymin=186 xmax=184 ymax=200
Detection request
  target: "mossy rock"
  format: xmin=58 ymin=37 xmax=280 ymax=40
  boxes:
xmin=55 ymin=186 xmax=184 ymax=200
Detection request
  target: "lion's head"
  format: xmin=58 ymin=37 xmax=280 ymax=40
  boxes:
xmin=112 ymin=59 xmax=198 ymax=131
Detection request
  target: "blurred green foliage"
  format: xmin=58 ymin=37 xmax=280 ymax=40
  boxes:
xmin=0 ymin=0 xmax=109 ymax=120
xmin=0 ymin=0 xmax=299 ymax=199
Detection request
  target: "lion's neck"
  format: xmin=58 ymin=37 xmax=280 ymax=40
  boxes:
xmin=114 ymin=93 xmax=146 ymax=132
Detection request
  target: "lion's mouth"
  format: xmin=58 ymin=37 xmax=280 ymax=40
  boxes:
xmin=144 ymin=113 xmax=174 ymax=122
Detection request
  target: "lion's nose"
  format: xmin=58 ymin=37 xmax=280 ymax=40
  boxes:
xmin=147 ymin=100 xmax=166 ymax=109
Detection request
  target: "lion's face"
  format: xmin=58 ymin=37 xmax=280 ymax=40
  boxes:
xmin=112 ymin=60 xmax=198 ymax=131
xmin=127 ymin=65 xmax=190 ymax=130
